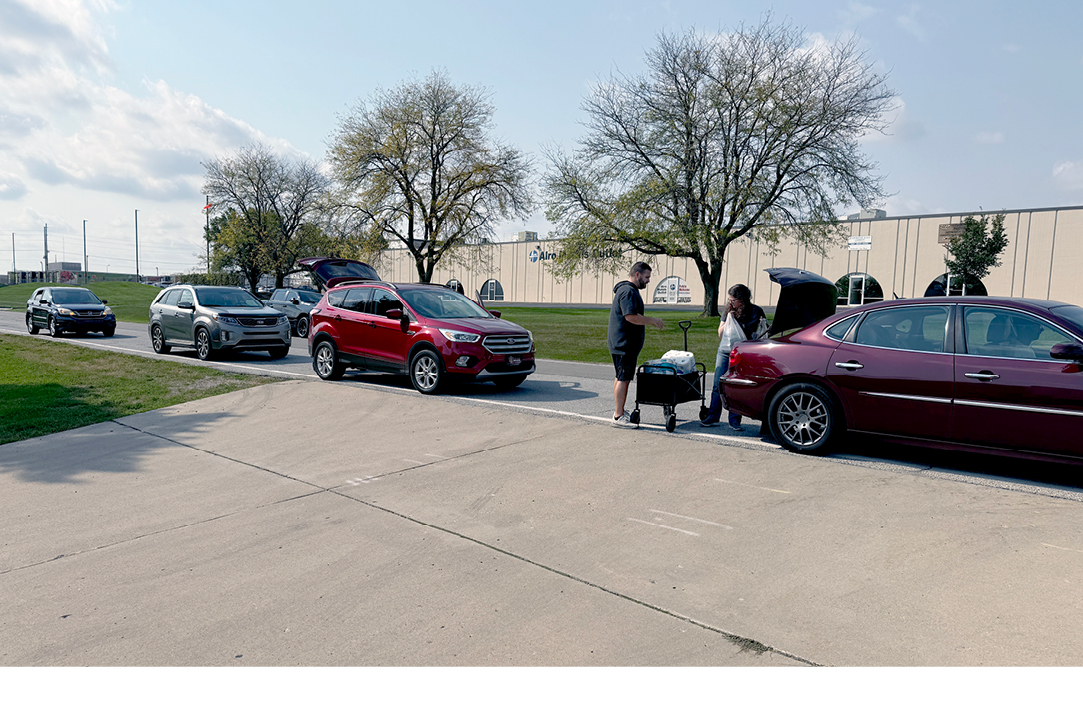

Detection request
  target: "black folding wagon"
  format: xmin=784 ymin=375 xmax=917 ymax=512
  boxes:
xmin=630 ymin=320 xmax=709 ymax=432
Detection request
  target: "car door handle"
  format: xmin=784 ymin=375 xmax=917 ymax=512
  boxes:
xmin=965 ymin=372 xmax=1000 ymax=381
xmin=834 ymin=361 xmax=864 ymax=370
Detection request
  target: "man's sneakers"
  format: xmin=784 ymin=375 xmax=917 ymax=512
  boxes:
xmin=612 ymin=412 xmax=635 ymax=428
xmin=700 ymin=417 xmax=720 ymax=427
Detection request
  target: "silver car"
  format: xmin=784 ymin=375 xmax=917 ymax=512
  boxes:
xmin=264 ymin=288 xmax=322 ymax=338
xmin=148 ymin=285 xmax=291 ymax=360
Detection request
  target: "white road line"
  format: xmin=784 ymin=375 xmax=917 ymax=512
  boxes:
xmin=649 ymin=509 xmax=733 ymax=529
xmin=715 ymin=478 xmax=791 ymax=494
xmin=627 ymin=517 xmax=700 ymax=536
xmin=1042 ymin=543 xmax=1083 ymax=554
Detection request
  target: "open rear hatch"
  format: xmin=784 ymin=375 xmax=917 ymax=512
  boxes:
xmin=765 ymin=267 xmax=838 ymax=335
xmin=296 ymin=257 xmax=381 ymax=292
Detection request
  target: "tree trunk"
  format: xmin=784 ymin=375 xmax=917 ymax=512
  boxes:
xmin=695 ymin=256 xmax=725 ymax=317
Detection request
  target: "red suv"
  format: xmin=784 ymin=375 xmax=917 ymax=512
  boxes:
xmin=307 ymin=281 xmax=535 ymax=393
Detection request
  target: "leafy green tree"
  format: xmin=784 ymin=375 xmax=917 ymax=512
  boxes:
xmin=543 ymin=19 xmax=896 ymax=315
xmin=944 ymin=213 xmax=1009 ymax=290
xmin=327 ymin=70 xmax=533 ymax=282
xmin=202 ymin=144 xmax=328 ymax=290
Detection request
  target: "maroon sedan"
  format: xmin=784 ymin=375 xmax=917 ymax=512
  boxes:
xmin=721 ymin=296 xmax=1083 ymax=463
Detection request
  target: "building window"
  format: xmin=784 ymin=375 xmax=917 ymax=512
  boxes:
xmin=835 ymin=273 xmax=884 ymax=306
xmin=923 ymin=273 xmax=987 ymax=297
xmin=479 ymin=278 xmax=504 ymax=302
xmin=445 ymin=279 xmax=465 ymax=294
xmin=652 ymin=275 xmax=692 ymax=304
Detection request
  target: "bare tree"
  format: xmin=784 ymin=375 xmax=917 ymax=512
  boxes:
xmin=327 ymin=70 xmax=533 ymax=283
xmin=202 ymin=144 xmax=328 ymax=290
xmin=544 ymin=19 xmax=896 ymax=315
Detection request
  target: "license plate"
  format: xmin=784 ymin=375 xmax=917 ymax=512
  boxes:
xmin=507 ymin=355 xmax=520 ymax=366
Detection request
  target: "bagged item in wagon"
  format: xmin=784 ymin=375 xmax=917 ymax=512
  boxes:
xmin=660 ymin=349 xmax=696 ymax=374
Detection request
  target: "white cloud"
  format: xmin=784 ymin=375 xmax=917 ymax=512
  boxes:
xmin=862 ymin=98 xmax=926 ymax=145
xmin=0 ymin=0 xmax=292 ymax=205
xmin=975 ymin=131 xmax=1004 ymax=145
xmin=839 ymin=2 xmax=880 ymax=26
xmin=1053 ymin=161 xmax=1083 ymax=190
xmin=895 ymin=5 xmax=929 ymax=43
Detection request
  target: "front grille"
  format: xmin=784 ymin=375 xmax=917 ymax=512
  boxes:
xmin=482 ymin=334 xmax=532 ymax=353
xmin=236 ymin=316 xmax=279 ymax=327
xmin=74 ymin=310 xmax=104 ymax=317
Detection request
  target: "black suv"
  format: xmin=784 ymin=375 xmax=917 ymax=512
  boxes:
xmin=26 ymin=286 xmax=116 ymax=337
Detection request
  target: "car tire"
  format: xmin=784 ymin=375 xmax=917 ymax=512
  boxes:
xmin=48 ymin=316 xmax=61 ymax=337
xmin=26 ymin=314 xmax=39 ymax=335
xmin=312 ymin=340 xmax=345 ymax=380
xmin=268 ymin=347 xmax=289 ymax=360
xmin=492 ymin=374 xmax=527 ymax=390
xmin=295 ymin=315 xmax=309 ymax=338
xmin=102 ymin=328 xmax=115 ymax=338
xmin=409 ymin=349 xmax=444 ymax=395
xmin=151 ymin=325 xmax=170 ymax=354
xmin=767 ymin=383 xmax=839 ymax=454
xmin=195 ymin=328 xmax=215 ymax=361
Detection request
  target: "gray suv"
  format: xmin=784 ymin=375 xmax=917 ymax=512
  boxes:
xmin=148 ymin=285 xmax=291 ymax=360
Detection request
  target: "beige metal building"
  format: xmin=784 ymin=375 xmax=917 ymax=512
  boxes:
xmin=374 ymin=205 xmax=1083 ymax=309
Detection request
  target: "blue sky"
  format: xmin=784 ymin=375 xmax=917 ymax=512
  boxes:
xmin=2 ymin=0 xmax=1082 ymax=276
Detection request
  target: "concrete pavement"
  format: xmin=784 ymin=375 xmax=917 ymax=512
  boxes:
xmin=3 ymin=379 xmax=1083 ymax=665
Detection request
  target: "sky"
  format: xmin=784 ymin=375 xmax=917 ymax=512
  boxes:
xmin=2 ymin=0 xmax=1083 ymax=278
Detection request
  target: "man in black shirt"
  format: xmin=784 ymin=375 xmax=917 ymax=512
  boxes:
xmin=608 ymin=262 xmax=664 ymax=426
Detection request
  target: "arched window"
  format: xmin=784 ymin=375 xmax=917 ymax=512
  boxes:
xmin=479 ymin=278 xmax=504 ymax=302
xmin=835 ymin=273 xmax=884 ymax=306
xmin=445 ymin=279 xmax=464 ymax=294
xmin=652 ymin=275 xmax=692 ymax=304
xmin=923 ymin=273 xmax=987 ymax=297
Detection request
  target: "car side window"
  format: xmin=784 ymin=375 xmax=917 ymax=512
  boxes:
xmin=825 ymin=315 xmax=859 ymax=341
xmin=372 ymin=289 xmax=403 ymax=316
xmin=177 ymin=289 xmax=194 ymax=307
xmin=854 ymin=306 xmax=948 ymax=352
xmin=326 ymin=289 xmax=348 ymax=308
xmin=270 ymin=289 xmax=285 ymax=301
xmin=342 ymin=287 xmax=373 ymax=313
xmin=32 ymin=290 xmax=44 ymax=302
xmin=160 ymin=289 xmax=179 ymax=306
xmin=963 ymin=308 xmax=1076 ymax=359
xmin=285 ymin=291 xmax=299 ymax=302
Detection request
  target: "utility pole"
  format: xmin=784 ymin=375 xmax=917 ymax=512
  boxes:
xmin=10 ymin=233 xmax=14 ymax=283
xmin=43 ymin=224 xmax=48 ymax=283
xmin=83 ymin=220 xmax=87 ymax=285
xmin=205 ymin=196 xmax=211 ymax=275
xmin=134 ymin=209 xmax=140 ymax=281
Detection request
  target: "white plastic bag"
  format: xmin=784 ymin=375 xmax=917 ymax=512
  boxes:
xmin=718 ymin=313 xmax=746 ymax=354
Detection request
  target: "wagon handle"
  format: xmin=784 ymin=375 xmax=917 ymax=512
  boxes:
xmin=678 ymin=320 xmax=692 ymax=351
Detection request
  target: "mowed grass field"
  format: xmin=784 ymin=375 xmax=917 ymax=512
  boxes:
xmin=491 ymin=306 xmax=741 ymax=367
xmin=0 ymin=281 xmax=161 ymax=324
xmin=0 ymin=334 xmax=280 ymax=445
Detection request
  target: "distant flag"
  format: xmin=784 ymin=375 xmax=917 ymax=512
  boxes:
xmin=203 ymin=202 xmax=213 ymax=211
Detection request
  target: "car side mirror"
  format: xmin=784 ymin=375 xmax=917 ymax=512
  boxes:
xmin=384 ymin=308 xmax=403 ymax=320
xmin=178 ymin=300 xmax=194 ymax=310
xmin=291 ymin=298 xmax=300 ymax=305
xmin=489 ymin=310 xmax=502 ymax=318
xmin=99 ymin=298 xmax=107 ymax=304
xmin=1050 ymin=342 xmax=1083 ymax=363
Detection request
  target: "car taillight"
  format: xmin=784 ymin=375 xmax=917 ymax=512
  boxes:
xmin=728 ymin=347 xmax=741 ymax=370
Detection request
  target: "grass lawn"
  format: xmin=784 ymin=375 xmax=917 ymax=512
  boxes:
xmin=0 ymin=281 xmax=161 ymax=324
xmin=0 ymin=334 xmax=281 ymax=445
xmin=491 ymin=306 xmax=756 ymax=368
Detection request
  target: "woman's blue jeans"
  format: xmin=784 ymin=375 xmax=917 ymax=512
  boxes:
xmin=706 ymin=349 xmax=741 ymax=426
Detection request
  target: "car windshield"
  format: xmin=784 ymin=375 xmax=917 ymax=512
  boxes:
xmin=195 ymin=287 xmax=264 ymax=307
xmin=1049 ymin=304 xmax=1083 ymax=337
xmin=399 ymin=288 xmax=491 ymax=319
xmin=297 ymin=290 xmax=322 ymax=303
xmin=50 ymin=289 xmax=100 ymax=305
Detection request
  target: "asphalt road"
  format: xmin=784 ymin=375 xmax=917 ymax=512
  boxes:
xmin=5 ymin=308 xmax=1083 ymax=668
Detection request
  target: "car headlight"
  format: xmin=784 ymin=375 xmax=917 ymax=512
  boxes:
xmin=56 ymin=307 xmax=75 ymax=316
xmin=278 ymin=315 xmax=289 ymax=326
xmin=440 ymin=329 xmax=481 ymax=343
xmin=103 ymin=306 xmax=113 ymax=316
xmin=213 ymin=313 xmax=242 ymax=325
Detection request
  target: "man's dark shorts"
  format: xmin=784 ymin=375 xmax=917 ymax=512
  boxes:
xmin=612 ymin=353 xmax=638 ymax=382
